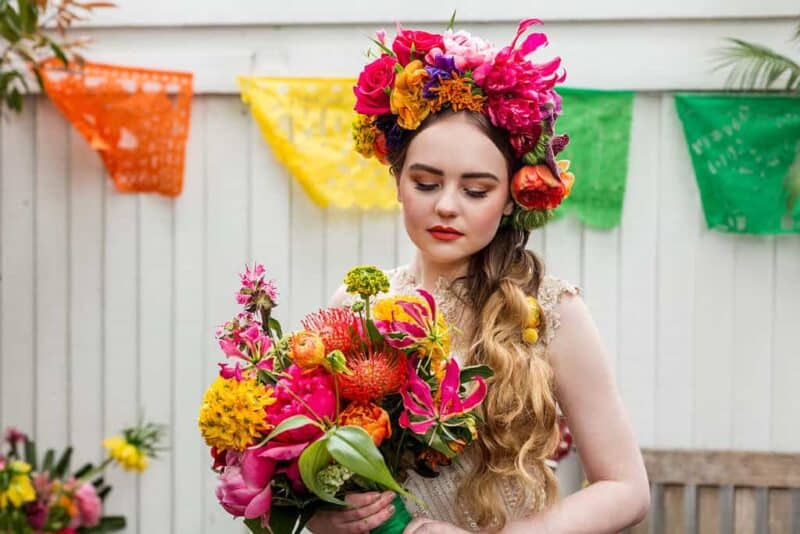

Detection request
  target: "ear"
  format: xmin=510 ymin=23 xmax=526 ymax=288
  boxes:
xmin=503 ymin=198 xmax=515 ymax=216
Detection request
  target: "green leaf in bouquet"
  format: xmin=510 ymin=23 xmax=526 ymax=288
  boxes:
xmin=269 ymin=505 xmax=300 ymax=534
xmin=80 ymin=515 xmax=126 ymax=532
xmin=326 ymin=426 xmax=413 ymax=502
xmin=365 ymin=319 xmax=384 ymax=346
xmin=253 ymin=415 xmax=321 ymax=448
xmin=54 ymin=447 xmax=74 ymax=478
xmin=294 ymin=503 xmax=324 ymax=534
xmin=299 ymin=437 xmax=345 ymax=506
xmin=244 ymin=517 xmax=271 ymax=533
xmin=424 ymin=428 xmax=458 ymax=460
xmin=49 ymin=41 xmax=69 ymax=68
xmin=459 ymin=364 xmax=494 ymax=383
xmin=268 ymin=317 xmax=283 ymax=340
xmin=97 ymin=485 xmax=112 ymax=500
xmin=73 ymin=461 xmax=94 ymax=480
xmin=23 ymin=437 xmax=37 ymax=471
xmin=42 ymin=448 xmax=55 ymax=474
xmin=17 ymin=0 xmax=37 ymax=35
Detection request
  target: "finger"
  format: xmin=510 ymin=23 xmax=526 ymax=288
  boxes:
xmin=344 ymin=500 xmax=397 ymax=533
xmin=341 ymin=491 xmax=396 ymax=522
xmin=344 ymin=491 xmax=382 ymax=508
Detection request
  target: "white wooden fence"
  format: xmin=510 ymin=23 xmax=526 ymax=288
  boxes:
xmin=1 ymin=2 xmax=798 ymax=532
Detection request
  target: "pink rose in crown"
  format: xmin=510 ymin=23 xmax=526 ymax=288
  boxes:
xmin=425 ymin=29 xmax=497 ymax=71
xmin=392 ymin=25 xmax=444 ymax=66
xmin=354 ymin=55 xmax=397 ymax=115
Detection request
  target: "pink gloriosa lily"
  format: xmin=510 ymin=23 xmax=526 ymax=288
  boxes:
xmin=399 ymin=357 xmax=487 ymax=435
xmin=374 ymin=289 xmax=448 ymax=359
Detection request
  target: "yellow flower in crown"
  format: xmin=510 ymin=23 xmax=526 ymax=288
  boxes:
xmin=390 ymin=60 xmax=431 ymax=130
xmin=0 ymin=460 xmax=36 ymax=509
xmin=373 ymin=291 xmax=451 ymax=380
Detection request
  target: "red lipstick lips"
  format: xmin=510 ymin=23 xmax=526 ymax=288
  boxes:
xmin=428 ymin=225 xmax=464 ymax=241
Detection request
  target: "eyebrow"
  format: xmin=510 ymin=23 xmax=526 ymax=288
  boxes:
xmin=407 ymin=163 xmax=499 ymax=182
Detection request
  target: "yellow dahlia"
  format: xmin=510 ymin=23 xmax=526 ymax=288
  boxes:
xmin=0 ymin=460 xmax=35 ymax=509
xmin=198 ymin=376 xmax=276 ymax=452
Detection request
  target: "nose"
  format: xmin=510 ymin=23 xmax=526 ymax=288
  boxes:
xmin=434 ymin=187 xmax=459 ymax=218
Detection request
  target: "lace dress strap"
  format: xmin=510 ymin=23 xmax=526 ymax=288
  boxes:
xmin=537 ymin=275 xmax=582 ymax=347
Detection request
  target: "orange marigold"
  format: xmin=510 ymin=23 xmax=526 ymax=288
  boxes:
xmin=429 ymin=75 xmax=486 ymax=114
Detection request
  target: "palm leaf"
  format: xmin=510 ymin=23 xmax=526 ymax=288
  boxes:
xmin=713 ymin=38 xmax=800 ymax=91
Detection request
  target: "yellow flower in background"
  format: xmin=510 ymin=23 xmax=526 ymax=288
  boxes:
xmin=390 ymin=60 xmax=431 ymax=129
xmin=0 ymin=460 xmax=36 ymax=509
xmin=103 ymin=436 xmax=149 ymax=472
xmin=198 ymin=376 xmax=276 ymax=452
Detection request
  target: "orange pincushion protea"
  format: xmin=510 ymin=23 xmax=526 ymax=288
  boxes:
xmin=301 ymin=308 xmax=361 ymax=354
xmin=338 ymin=402 xmax=392 ymax=446
xmin=339 ymin=348 xmax=407 ymax=403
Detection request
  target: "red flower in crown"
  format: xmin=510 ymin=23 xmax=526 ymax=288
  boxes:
xmin=392 ymin=24 xmax=444 ymax=66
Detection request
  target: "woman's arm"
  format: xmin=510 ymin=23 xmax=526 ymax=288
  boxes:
xmin=500 ymin=293 xmax=650 ymax=534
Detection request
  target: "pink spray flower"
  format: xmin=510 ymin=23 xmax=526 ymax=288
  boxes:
xmin=236 ymin=263 xmax=279 ymax=309
xmin=399 ymin=357 xmax=487 ymax=435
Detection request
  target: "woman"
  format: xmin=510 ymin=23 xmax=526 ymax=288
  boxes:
xmin=308 ymin=19 xmax=650 ymax=534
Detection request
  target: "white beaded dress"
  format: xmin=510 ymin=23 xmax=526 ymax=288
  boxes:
xmin=341 ymin=265 xmax=582 ymax=531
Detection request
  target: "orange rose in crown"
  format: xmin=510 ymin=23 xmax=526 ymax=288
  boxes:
xmin=511 ymin=160 xmax=575 ymax=210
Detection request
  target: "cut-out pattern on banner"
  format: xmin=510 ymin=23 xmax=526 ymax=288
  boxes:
xmin=675 ymin=93 xmax=800 ymax=234
xmin=553 ymin=88 xmax=635 ymax=229
xmin=41 ymin=60 xmax=194 ymax=196
xmin=238 ymin=76 xmax=398 ymax=211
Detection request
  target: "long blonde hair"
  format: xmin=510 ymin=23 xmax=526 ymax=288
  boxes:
xmin=388 ymin=110 xmax=562 ymax=529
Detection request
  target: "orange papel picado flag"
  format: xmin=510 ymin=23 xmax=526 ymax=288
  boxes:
xmin=40 ymin=60 xmax=193 ymax=196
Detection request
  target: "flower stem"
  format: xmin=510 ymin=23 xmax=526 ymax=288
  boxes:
xmin=284 ymin=387 xmax=328 ymax=429
xmin=77 ymin=457 xmax=114 ymax=484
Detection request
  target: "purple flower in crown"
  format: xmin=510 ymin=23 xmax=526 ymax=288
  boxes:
xmin=423 ymin=53 xmax=459 ymax=99
xmin=375 ymin=113 xmax=407 ymax=151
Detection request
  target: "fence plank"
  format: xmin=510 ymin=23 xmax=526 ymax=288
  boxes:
xmin=734 ymin=487 xmax=757 ymax=534
xmin=697 ymin=486 xmax=721 ymax=534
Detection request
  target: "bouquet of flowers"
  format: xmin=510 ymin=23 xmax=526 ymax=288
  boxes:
xmin=0 ymin=421 xmax=164 ymax=533
xmin=199 ymin=264 xmax=493 ymax=534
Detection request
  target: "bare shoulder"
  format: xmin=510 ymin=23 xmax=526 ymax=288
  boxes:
xmin=328 ymin=283 xmax=350 ymax=308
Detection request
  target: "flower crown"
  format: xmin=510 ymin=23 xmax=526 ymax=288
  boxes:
xmin=352 ymin=18 xmax=576 ymax=231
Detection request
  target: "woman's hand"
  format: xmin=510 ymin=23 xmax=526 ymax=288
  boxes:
xmin=306 ymin=491 xmax=397 ymax=534
xmin=403 ymin=518 xmax=473 ymax=534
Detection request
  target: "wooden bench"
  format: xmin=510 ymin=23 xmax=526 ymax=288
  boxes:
xmin=624 ymin=449 xmax=800 ymax=533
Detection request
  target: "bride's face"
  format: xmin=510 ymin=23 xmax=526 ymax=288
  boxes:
xmin=396 ymin=113 xmax=514 ymax=267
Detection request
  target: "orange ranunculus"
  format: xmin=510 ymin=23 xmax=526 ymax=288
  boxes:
xmin=390 ymin=60 xmax=431 ymax=130
xmin=338 ymin=402 xmax=392 ymax=446
xmin=511 ymin=160 xmax=575 ymax=210
xmin=289 ymin=331 xmax=326 ymax=369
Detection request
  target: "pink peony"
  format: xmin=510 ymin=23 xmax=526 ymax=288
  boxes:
xmin=216 ymin=447 xmax=276 ymax=524
xmin=392 ymin=24 xmax=444 ymax=66
xmin=354 ymin=54 xmax=397 ymax=115
xmin=266 ymin=364 xmax=336 ymax=444
xmin=473 ymin=19 xmax=565 ymax=133
xmin=71 ymin=483 xmax=101 ymax=528
xmin=425 ymin=29 xmax=497 ymax=72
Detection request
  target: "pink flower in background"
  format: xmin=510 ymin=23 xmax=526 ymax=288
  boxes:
xmin=425 ymin=29 xmax=497 ymax=71
xmin=71 ymin=483 xmax=101 ymax=528
xmin=266 ymin=364 xmax=335 ymax=444
xmin=5 ymin=427 xmax=25 ymax=445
